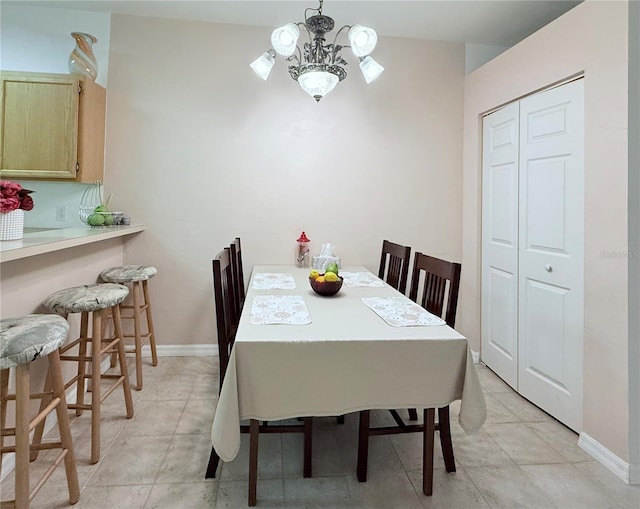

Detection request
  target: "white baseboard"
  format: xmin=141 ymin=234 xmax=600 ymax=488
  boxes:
xmin=579 ymin=432 xmax=632 ymax=484
xmin=141 ymin=344 xmax=217 ymax=357
xmin=471 ymin=349 xmax=480 ymax=364
xmin=1 ymin=345 xmax=217 ymax=481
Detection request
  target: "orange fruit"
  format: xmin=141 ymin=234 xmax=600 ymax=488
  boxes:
xmin=315 ymin=276 xmax=325 ymax=283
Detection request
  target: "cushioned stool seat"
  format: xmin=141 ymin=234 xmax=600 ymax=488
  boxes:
xmin=44 ymin=283 xmax=129 ymax=314
xmin=100 ymin=265 xmax=158 ymax=390
xmin=1 ymin=315 xmax=80 ymax=508
xmin=42 ymin=283 xmax=134 ymax=464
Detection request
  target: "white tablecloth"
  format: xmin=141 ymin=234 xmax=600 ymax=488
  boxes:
xmin=211 ymin=266 xmax=486 ymax=462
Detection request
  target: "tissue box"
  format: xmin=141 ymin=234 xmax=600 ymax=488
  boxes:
xmin=312 ymin=256 xmax=342 ymax=272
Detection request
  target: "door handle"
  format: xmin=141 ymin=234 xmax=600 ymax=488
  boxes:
xmin=544 ymin=264 xmax=553 ymax=272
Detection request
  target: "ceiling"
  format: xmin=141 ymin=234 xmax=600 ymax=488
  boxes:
xmin=11 ymin=0 xmax=582 ymax=47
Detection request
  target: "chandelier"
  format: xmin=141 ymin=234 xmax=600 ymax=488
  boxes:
xmin=250 ymin=0 xmax=384 ymax=102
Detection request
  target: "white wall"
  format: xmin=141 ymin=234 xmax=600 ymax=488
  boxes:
xmin=105 ymin=14 xmax=465 ymax=346
xmin=462 ymin=0 xmax=630 ymax=466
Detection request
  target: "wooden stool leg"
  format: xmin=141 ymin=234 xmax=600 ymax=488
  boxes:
xmin=357 ymin=410 xmax=370 ymax=482
xmin=30 ymin=370 xmax=52 ymax=461
xmin=90 ymin=310 xmax=102 ymax=464
xmin=103 ymin=309 xmax=117 ymax=368
xmin=423 ymin=408 xmax=435 ymax=496
xmin=248 ymin=419 xmax=259 ymax=507
xmin=75 ymin=312 xmax=89 ymax=416
xmin=0 ymin=368 xmax=9 ymax=478
xmin=15 ymin=364 xmax=30 ymax=509
xmin=49 ymin=349 xmax=80 ymax=504
xmin=438 ymin=406 xmax=456 ymax=473
xmin=142 ymin=280 xmax=158 ymax=367
xmin=113 ymin=305 xmax=134 ymax=418
xmin=132 ymin=282 xmax=144 ymax=390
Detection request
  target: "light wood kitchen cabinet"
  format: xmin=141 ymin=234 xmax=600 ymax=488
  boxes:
xmin=0 ymin=71 xmax=106 ymax=182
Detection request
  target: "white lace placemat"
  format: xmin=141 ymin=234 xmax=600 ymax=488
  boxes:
xmin=250 ymin=295 xmax=311 ymax=325
xmin=362 ymin=297 xmax=446 ymax=327
xmin=251 ymin=273 xmax=296 ymax=290
xmin=341 ymin=271 xmax=387 ymax=288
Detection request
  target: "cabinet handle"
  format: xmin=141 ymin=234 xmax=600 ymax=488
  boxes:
xmin=544 ymin=264 xmax=553 ymax=272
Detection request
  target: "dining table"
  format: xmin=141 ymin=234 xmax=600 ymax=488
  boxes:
xmin=211 ymin=265 xmax=486 ymax=464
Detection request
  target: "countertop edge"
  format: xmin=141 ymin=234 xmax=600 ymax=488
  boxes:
xmin=0 ymin=224 xmax=146 ymax=263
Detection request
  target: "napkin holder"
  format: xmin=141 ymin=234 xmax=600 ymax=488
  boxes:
xmin=312 ymin=256 xmax=341 ymax=272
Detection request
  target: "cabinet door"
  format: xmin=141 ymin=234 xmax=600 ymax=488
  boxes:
xmin=0 ymin=73 xmax=80 ymax=179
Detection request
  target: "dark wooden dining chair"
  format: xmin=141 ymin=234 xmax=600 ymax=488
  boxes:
xmin=357 ymin=252 xmax=462 ymax=497
xmin=378 ymin=240 xmax=411 ymax=294
xmin=229 ymin=237 xmax=246 ymax=321
xmin=205 ymin=248 xmax=313 ymax=506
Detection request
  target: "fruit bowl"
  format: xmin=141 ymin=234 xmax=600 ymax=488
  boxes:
xmin=80 ymin=210 xmax=123 ymax=227
xmin=309 ymin=275 xmax=343 ymax=296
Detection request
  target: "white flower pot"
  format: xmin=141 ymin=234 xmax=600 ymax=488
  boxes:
xmin=0 ymin=209 xmax=24 ymax=240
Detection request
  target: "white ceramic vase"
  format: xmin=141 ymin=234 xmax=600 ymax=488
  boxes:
xmin=0 ymin=209 xmax=24 ymax=241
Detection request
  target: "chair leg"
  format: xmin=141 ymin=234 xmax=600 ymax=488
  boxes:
xmin=408 ymin=408 xmax=418 ymax=421
xmin=438 ymin=406 xmax=456 ymax=473
xmin=75 ymin=312 xmax=89 ymax=416
xmin=0 ymin=369 xmax=8 ymax=479
xmin=15 ymin=364 xmax=30 ymax=509
xmin=357 ymin=410 xmax=370 ymax=482
xmin=132 ymin=282 xmax=143 ymax=390
xmin=113 ymin=305 xmax=134 ymax=419
xmin=142 ymin=280 xmax=159 ymax=367
xmin=90 ymin=310 xmax=102 ymax=464
xmin=49 ymin=349 xmax=80 ymax=504
xmin=30 ymin=369 xmax=52 ymax=461
xmin=303 ymin=417 xmax=312 ymax=478
xmin=422 ymin=408 xmax=435 ymax=496
xmin=248 ymin=419 xmax=259 ymax=507
xmin=205 ymin=447 xmax=220 ymax=478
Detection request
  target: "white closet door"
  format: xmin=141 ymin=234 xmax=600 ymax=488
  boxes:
xmin=518 ymin=79 xmax=584 ymax=431
xmin=481 ymin=102 xmax=520 ymax=389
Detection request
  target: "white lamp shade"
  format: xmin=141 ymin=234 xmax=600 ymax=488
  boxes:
xmin=297 ymin=71 xmax=339 ymax=101
xmin=250 ymin=52 xmax=275 ymax=80
xmin=359 ymin=56 xmax=384 ymax=84
xmin=271 ymin=23 xmax=300 ymax=56
xmin=348 ymin=24 xmax=378 ymax=57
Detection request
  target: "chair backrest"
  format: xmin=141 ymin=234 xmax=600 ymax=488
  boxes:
xmin=409 ymin=253 xmax=462 ymax=328
xmin=212 ymin=248 xmax=237 ymax=392
xmin=378 ymin=240 xmax=411 ymax=294
xmin=229 ymin=237 xmax=245 ymax=319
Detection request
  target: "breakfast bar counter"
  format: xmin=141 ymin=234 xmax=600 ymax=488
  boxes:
xmin=0 ymin=224 xmax=145 ymax=263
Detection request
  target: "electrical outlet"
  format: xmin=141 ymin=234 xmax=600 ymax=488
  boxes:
xmin=56 ymin=205 xmax=66 ymax=221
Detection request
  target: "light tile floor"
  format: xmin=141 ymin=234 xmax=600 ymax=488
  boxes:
xmin=2 ymin=356 xmax=639 ymax=508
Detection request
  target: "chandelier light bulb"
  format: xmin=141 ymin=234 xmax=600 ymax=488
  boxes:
xmin=359 ymin=56 xmax=384 ymax=84
xmin=348 ymin=24 xmax=378 ymax=57
xmin=271 ymin=23 xmax=300 ymax=56
xmin=250 ymin=51 xmax=276 ymax=80
xmin=297 ymin=71 xmax=339 ymax=102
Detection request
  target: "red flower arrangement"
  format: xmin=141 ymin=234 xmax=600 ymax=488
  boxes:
xmin=0 ymin=180 xmax=34 ymax=214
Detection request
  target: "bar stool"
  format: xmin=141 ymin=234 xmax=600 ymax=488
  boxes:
xmin=42 ymin=283 xmax=134 ymax=464
xmin=0 ymin=315 xmax=80 ymax=508
xmin=99 ymin=265 xmax=158 ymax=390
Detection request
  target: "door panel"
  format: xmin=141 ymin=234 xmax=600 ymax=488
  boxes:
xmin=518 ymin=79 xmax=584 ymax=431
xmin=481 ymin=102 xmax=520 ymax=389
